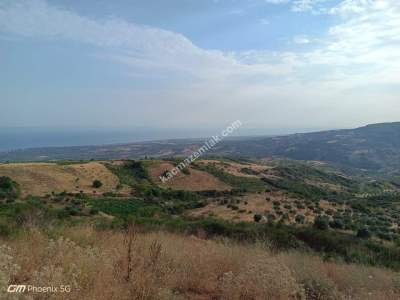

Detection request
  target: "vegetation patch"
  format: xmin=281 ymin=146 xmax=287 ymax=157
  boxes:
xmin=89 ymin=197 xmax=161 ymax=218
xmin=0 ymin=176 xmax=20 ymax=201
xmin=105 ymin=160 xmax=151 ymax=187
xmin=196 ymin=164 xmax=265 ymax=192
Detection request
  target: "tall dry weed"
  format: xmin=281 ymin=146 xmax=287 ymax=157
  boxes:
xmin=0 ymin=226 xmax=399 ymax=300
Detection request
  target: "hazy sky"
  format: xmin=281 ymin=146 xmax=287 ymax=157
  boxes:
xmin=1 ymin=0 xmax=399 ymax=131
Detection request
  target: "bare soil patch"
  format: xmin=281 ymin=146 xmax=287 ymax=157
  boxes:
xmin=198 ymin=159 xmax=271 ymax=178
xmin=148 ymin=161 xmax=231 ymax=191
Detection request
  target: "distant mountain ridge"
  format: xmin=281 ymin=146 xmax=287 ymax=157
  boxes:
xmin=215 ymin=122 xmax=400 ymax=171
xmin=1 ymin=122 xmax=399 ymax=172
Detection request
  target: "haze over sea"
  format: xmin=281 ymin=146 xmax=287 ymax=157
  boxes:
xmin=0 ymin=127 xmax=324 ymax=152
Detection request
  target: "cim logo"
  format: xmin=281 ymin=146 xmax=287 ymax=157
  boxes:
xmin=7 ymin=285 xmax=27 ymax=293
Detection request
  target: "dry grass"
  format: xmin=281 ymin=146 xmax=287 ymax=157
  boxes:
xmin=1 ymin=226 xmax=399 ymax=299
xmin=148 ymin=161 xmax=231 ymax=192
xmin=190 ymin=192 xmax=275 ymax=222
xmin=198 ymin=160 xmax=270 ymax=178
xmin=190 ymin=192 xmax=345 ymax=224
xmin=0 ymin=162 xmax=119 ymax=196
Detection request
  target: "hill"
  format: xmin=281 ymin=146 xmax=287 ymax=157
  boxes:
xmin=0 ymin=162 xmax=120 ymax=196
xmin=216 ymin=122 xmax=400 ymax=172
xmin=1 ymin=157 xmax=400 ymax=299
xmin=148 ymin=161 xmax=231 ymax=191
xmin=1 ymin=158 xmax=400 ymax=246
xmin=1 ymin=122 xmax=399 ymax=173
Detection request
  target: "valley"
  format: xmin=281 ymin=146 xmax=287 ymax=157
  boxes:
xmin=1 ymin=123 xmax=400 ymax=299
xmin=2 ymin=156 xmax=400 ymax=251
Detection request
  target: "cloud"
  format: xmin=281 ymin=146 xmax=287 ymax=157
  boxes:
xmin=0 ymin=0 xmax=399 ymax=129
xmin=0 ymin=0 xmax=397 ymax=86
xmin=259 ymin=18 xmax=270 ymax=25
xmin=265 ymin=0 xmax=290 ymax=4
xmin=291 ymin=0 xmax=318 ymax=12
xmin=306 ymin=1 xmax=400 ymax=71
xmin=288 ymin=0 xmax=400 ymax=88
xmin=0 ymin=1 xmax=195 ymax=57
xmin=329 ymin=0 xmax=388 ymax=16
xmin=0 ymin=0 xmax=297 ymax=83
xmin=293 ymin=35 xmax=311 ymax=44
xmin=291 ymin=0 xmax=330 ymax=14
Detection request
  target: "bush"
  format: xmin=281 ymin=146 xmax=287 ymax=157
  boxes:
xmin=181 ymin=168 xmax=191 ymax=175
xmin=89 ymin=208 xmax=99 ymax=215
xmin=229 ymin=204 xmax=239 ymax=211
xmin=92 ymin=180 xmax=103 ymax=189
xmin=296 ymin=203 xmax=306 ymax=209
xmin=254 ymin=214 xmax=262 ymax=223
xmin=329 ymin=219 xmax=344 ymax=229
xmin=0 ymin=176 xmax=20 ymax=200
xmin=295 ymin=214 xmax=305 ymax=224
xmin=313 ymin=216 xmax=329 ymax=230
xmin=0 ymin=220 xmax=11 ymax=236
xmin=357 ymin=228 xmax=371 ymax=239
xmin=65 ymin=205 xmax=81 ymax=216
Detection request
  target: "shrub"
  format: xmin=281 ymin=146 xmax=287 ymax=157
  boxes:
xmin=0 ymin=176 xmax=20 ymax=200
xmin=325 ymin=209 xmax=335 ymax=216
xmin=0 ymin=221 xmax=11 ymax=236
xmin=295 ymin=214 xmax=305 ymax=224
xmin=89 ymin=208 xmax=99 ymax=215
xmin=230 ymin=205 xmax=239 ymax=211
xmin=281 ymin=213 xmax=289 ymax=221
xmin=181 ymin=168 xmax=191 ymax=175
xmin=254 ymin=214 xmax=262 ymax=223
xmin=65 ymin=205 xmax=81 ymax=216
xmin=92 ymin=180 xmax=103 ymax=189
xmin=313 ymin=216 xmax=329 ymax=230
xmin=296 ymin=203 xmax=306 ymax=209
xmin=357 ymin=228 xmax=371 ymax=239
xmin=240 ymin=167 xmax=259 ymax=175
xmin=329 ymin=219 xmax=344 ymax=229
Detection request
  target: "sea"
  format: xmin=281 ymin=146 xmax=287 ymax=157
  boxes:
xmin=0 ymin=127 xmax=320 ymax=152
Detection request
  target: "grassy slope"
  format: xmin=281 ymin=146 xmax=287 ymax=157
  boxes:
xmin=0 ymin=162 xmax=119 ymax=196
xmin=1 ymin=159 xmax=400 ymax=273
xmin=1 ymin=225 xmax=399 ymax=300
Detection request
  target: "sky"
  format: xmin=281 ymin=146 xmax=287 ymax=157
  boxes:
xmin=1 ymin=0 xmax=400 ymax=133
